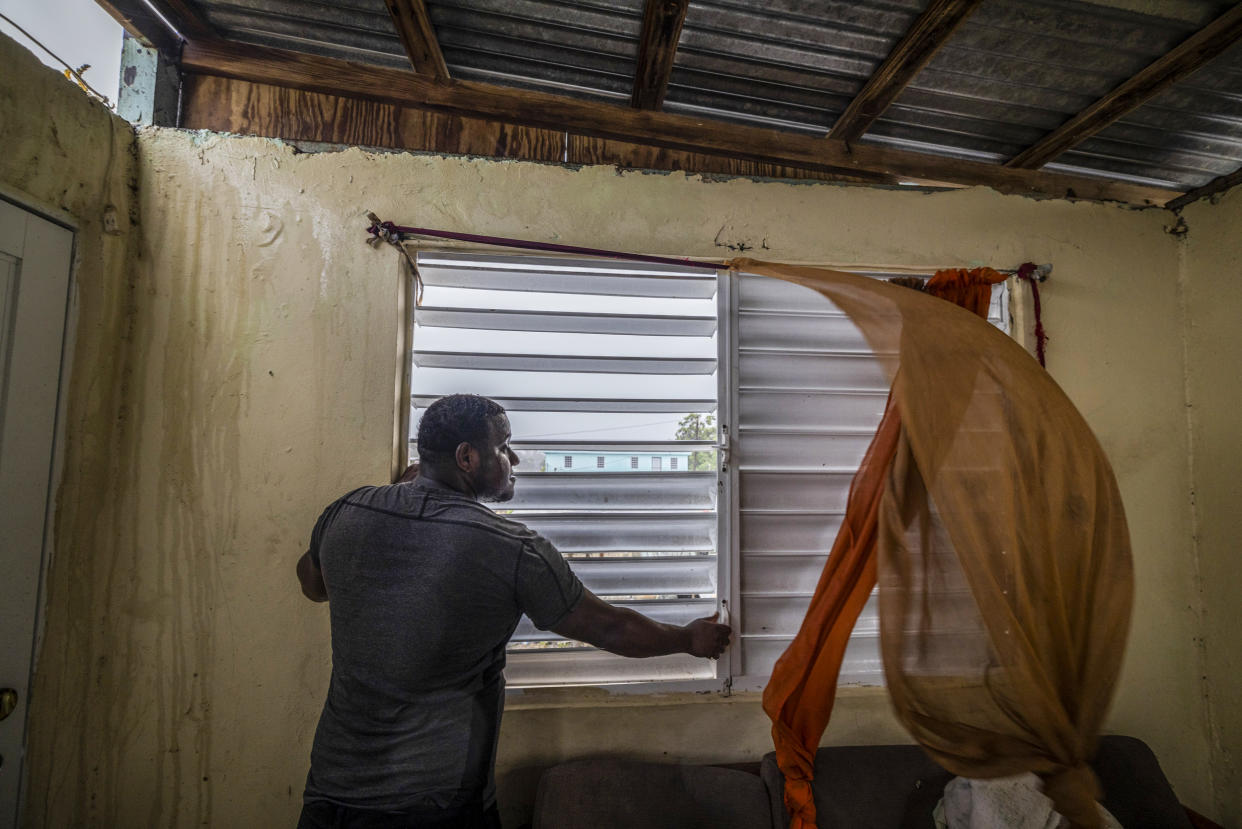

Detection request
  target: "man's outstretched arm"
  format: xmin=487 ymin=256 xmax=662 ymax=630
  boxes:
xmin=296 ymin=550 xmax=328 ymax=602
xmin=550 ymin=591 xmax=730 ymax=659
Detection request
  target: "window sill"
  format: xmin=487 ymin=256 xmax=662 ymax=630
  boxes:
xmin=504 ymin=681 xmax=885 ymax=711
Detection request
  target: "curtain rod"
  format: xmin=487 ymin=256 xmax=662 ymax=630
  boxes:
xmin=364 ymin=214 xmax=1051 ymax=281
xmin=366 ymin=215 xmax=723 ymax=271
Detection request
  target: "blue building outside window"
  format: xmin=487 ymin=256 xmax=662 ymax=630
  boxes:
xmin=545 ymin=450 xmax=692 ymax=472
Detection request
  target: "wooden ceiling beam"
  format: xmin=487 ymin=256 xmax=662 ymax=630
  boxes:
xmin=94 ymin=0 xmax=216 ymax=53
xmin=96 ymin=0 xmax=181 ymax=54
xmin=631 ymin=0 xmax=690 ymax=109
xmin=156 ymin=0 xmax=216 ymax=40
xmin=1165 ymin=165 xmax=1242 ymax=210
xmin=383 ymin=0 xmax=450 ymax=80
xmin=828 ymin=0 xmax=983 ymax=142
xmin=1007 ymin=3 xmax=1242 ymax=169
xmin=179 ymin=38 xmax=1179 ymax=205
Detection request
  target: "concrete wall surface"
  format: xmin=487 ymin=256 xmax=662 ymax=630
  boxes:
xmin=4 ymin=29 xmax=1225 ymax=825
xmin=1182 ymin=186 xmax=1242 ymax=827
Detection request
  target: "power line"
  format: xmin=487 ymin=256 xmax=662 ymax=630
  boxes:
xmin=518 ymin=417 xmax=685 ymax=440
xmin=0 ymin=10 xmax=111 ymax=105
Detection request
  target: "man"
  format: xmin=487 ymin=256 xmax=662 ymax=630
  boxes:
xmin=295 ymin=394 xmax=731 ymax=828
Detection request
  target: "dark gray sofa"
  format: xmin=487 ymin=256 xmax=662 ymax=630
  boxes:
xmin=532 ymin=736 xmax=1193 ymax=829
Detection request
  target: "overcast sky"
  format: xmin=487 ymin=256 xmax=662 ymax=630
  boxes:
xmin=1 ymin=0 xmax=124 ymax=106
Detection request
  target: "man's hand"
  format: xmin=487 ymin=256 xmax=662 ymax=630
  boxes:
xmin=685 ymin=612 xmax=731 ymax=659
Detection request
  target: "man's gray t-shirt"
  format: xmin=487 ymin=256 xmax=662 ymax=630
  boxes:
xmin=303 ymin=478 xmax=584 ymax=813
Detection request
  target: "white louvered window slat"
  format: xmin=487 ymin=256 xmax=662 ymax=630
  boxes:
xmin=408 ymin=253 xmax=1010 ymax=690
xmin=730 ymin=272 xmax=1010 ymax=690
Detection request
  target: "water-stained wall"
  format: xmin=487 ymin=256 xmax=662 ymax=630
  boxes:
xmin=6 ymin=35 xmax=1224 ymax=825
xmin=24 ymin=128 xmax=399 ymax=826
xmin=0 ymin=33 xmax=138 ymax=826
xmin=1181 ymin=186 xmax=1242 ymax=827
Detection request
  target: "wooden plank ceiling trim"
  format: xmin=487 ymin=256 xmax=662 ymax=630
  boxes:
xmin=828 ymin=0 xmax=984 ymax=143
xmin=180 ymin=74 xmax=871 ymax=184
xmin=383 ymin=0 xmax=450 ymax=80
xmin=181 ymin=74 xmax=564 ymax=161
xmin=1007 ymin=2 xmax=1242 ymax=169
xmin=1165 ymin=164 xmax=1242 ymax=210
xmin=632 ymin=0 xmax=691 ymax=109
xmin=565 ymin=135 xmax=881 ymax=183
xmin=179 ymin=38 xmax=1177 ymax=205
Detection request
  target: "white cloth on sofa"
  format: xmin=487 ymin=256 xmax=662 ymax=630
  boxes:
xmin=932 ymin=773 xmax=1123 ymax=829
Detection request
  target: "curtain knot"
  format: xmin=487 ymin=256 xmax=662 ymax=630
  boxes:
xmin=1042 ymin=762 xmax=1103 ymax=829
xmin=782 ymin=776 xmax=816 ymax=829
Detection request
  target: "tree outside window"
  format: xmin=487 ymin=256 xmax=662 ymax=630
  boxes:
xmin=676 ymin=413 xmax=717 ymax=471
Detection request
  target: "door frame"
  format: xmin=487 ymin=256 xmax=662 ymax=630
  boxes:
xmin=0 ymin=189 xmax=79 ymax=825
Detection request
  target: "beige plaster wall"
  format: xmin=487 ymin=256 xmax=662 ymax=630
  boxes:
xmin=1182 ymin=186 xmax=1242 ymax=827
xmin=19 ymin=116 xmax=1216 ymax=826
xmin=0 ymin=33 xmax=139 ymax=826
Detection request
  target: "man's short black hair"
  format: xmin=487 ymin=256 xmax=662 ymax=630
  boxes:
xmin=416 ymin=394 xmax=507 ymax=464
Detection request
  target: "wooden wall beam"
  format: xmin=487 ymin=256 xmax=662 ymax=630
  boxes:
xmin=828 ymin=0 xmax=983 ymax=142
xmin=1165 ymin=165 xmax=1242 ymax=210
xmin=1007 ymin=3 xmax=1242 ymax=169
xmin=181 ymin=74 xmax=564 ymax=161
xmin=180 ymin=74 xmax=882 ymax=184
xmin=383 ymin=0 xmax=450 ymax=80
xmin=179 ymin=38 xmax=1179 ymax=205
xmin=632 ymin=0 xmax=690 ymax=109
xmin=565 ymin=135 xmax=887 ymax=183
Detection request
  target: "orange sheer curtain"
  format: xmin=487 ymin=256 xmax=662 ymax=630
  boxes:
xmin=757 ymin=266 xmax=1004 ymax=829
xmin=737 ymin=261 xmax=1131 ymax=829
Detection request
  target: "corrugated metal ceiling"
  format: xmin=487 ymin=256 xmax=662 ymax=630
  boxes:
xmin=190 ymin=0 xmax=1242 ymax=191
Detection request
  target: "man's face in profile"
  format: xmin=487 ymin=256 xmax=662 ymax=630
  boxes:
xmin=475 ymin=415 xmax=518 ymax=502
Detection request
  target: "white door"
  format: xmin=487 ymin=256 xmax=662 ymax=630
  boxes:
xmin=0 ymin=199 xmax=73 ymax=827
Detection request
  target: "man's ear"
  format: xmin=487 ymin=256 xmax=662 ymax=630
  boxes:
xmin=454 ymin=441 xmax=477 ymax=473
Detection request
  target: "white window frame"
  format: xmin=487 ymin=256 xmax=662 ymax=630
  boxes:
xmin=402 ymin=253 xmax=1010 ymax=697
xmin=407 ymin=249 xmax=730 ymax=696
xmin=719 ymin=269 xmax=1011 ymax=694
